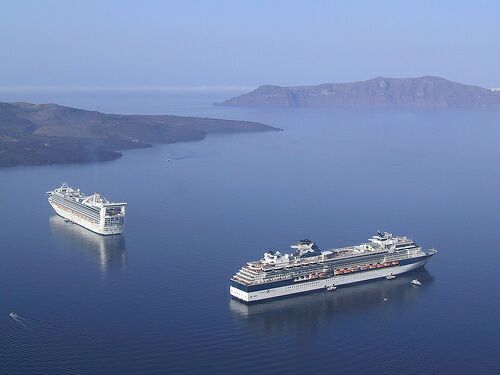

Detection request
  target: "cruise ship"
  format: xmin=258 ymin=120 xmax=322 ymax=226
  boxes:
xmin=47 ymin=183 xmax=127 ymax=235
xmin=230 ymin=232 xmax=437 ymax=303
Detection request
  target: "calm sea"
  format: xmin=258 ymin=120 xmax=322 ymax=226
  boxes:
xmin=0 ymin=90 xmax=499 ymax=374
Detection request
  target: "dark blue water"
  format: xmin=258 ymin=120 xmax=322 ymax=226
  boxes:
xmin=0 ymin=91 xmax=499 ymax=374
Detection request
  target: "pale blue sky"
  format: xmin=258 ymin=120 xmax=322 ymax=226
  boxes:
xmin=1 ymin=1 xmax=500 ymax=88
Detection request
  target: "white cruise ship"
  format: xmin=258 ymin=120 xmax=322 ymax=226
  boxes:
xmin=230 ymin=232 xmax=437 ymax=303
xmin=47 ymin=183 xmax=127 ymax=235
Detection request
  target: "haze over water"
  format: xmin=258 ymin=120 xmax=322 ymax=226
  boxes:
xmin=0 ymin=91 xmax=499 ymax=374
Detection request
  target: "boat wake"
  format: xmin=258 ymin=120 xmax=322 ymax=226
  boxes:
xmin=1 ymin=313 xmax=123 ymax=374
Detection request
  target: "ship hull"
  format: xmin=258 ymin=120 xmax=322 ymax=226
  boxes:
xmin=230 ymin=257 xmax=429 ymax=303
xmin=49 ymin=201 xmax=123 ymax=236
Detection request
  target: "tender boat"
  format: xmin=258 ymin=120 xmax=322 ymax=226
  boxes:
xmin=386 ymin=274 xmax=396 ymax=280
xmin=411 ymin=279 xmax=422 ymax=286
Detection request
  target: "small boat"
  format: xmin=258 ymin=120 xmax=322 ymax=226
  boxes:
xmin=411 ymin=279 xmax=422 ymax=286
xmin=326 ymin=285 xmax=337 ymax=291
xmin=386 ymin=274 xmax=396 ymax=280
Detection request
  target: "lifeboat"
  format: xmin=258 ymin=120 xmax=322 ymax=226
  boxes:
xmin=391 ymin=261 xmax=399 ymax=265
xmin=384 ymin=262 xmax=390 ymax=267
xmin=369 ymin=265 xmax=376 ymax=269
xmin=377 ymin=264 xmax=384 ymax=268
xmin=319 ymin=272 xmax=326 ymax=277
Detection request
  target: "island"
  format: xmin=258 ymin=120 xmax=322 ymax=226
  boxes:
xmin=219 ymin=76 xmax=500 ymax=109
xmin=0 ymin=102 xmax=280 ymax=167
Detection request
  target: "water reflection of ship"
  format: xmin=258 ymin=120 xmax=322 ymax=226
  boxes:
xmin=49 ymin=215 xmax=127 ymax=272
xmin=229 ymin=269 xmax=434 ymax=336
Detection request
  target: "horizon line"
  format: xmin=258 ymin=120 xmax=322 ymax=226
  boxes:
xmin=0 ymin=85 xmax=256 ymax=93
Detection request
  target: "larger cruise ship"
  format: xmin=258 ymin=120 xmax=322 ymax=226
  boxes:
xmin=230 ymin=232 xmax=437 ymax=303
xmin=47 ymin=183 xmax=127 ymax=235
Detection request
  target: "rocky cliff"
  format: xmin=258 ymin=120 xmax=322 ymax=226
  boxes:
xmin=220 ymin=76 xmax=500 ymax=109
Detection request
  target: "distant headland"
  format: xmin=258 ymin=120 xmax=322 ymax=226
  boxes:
xmin=0 ymin=102 xmax=280 ymax=167
xmin=219 ymin=76 xmax=500 ymax=109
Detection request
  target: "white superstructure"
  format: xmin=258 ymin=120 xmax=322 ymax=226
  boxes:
xmin=230 ymin=232 xmax=437 ymax=303
xmin=47 ymin=183 xmax=126 ymax=235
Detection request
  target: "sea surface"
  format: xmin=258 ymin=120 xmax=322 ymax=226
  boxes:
xmin=0 ymin=90 xmax=499 ymax=374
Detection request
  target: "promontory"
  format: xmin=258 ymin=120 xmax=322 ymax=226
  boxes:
xmin=0 ymin=102 xmax=280 ymax=167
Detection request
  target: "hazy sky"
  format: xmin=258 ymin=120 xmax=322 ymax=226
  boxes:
xmin=2 ymin=1 xmax=500 ymax=89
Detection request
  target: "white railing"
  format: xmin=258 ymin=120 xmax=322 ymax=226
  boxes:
xmin=240 ymin=248 xmax=429 ymax=286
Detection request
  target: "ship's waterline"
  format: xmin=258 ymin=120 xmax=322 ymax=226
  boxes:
xmin=46 ymin=183 xmax=127 ymax=235
xmin=230 ymin=232 xmax=436 ymax=302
